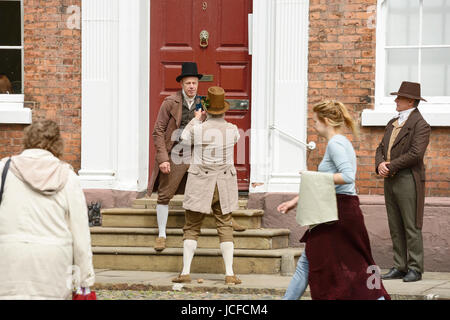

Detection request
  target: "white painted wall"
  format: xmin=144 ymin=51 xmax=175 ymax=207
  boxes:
xmin=80 ymin=0 xmax=149 ymax=191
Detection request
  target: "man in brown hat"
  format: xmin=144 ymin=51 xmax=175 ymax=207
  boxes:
xmin=375 ymin=81 xmax=431 ymax=282
xmin=150 ymin=63 xmax=245 ymax=252
xmin=171 ymin=86 xmax=242 ymax=285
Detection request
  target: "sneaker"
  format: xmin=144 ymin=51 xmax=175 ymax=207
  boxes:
xmin=154 ymin=237 xmax=166 ymax=252
xmin=172 ymin=274 xmax=192 ymax=283
xmin=225 ymin=275 xmax=242 ymax=285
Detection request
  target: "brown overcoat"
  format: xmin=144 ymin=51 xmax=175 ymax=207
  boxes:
xmin=148 ymin=91 xmax=184 ymax=194
xmin=375 ymin=108 xmax=431 ymax=229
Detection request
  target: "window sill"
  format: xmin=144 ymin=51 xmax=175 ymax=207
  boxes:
xmin=361 ymin=104 xmax=450 ymax=127
xmin=0 ymin=94 xmax=32 ymax=124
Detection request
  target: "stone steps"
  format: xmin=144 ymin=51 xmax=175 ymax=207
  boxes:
xmin=90 ymin=227 xmax=290 ymax=250
xmin=92 ymin=246 xmax=303 ymax=274
xmin=132 ymin=195 xmax=248 ymax=210
xmin=101 ymin=208 xmax=264 ymax=229
xmin=92 ymin=195 xmax=303 ymax=275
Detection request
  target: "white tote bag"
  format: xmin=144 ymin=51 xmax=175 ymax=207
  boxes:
xmin=296 ymin=171 xmax=338 ymax=227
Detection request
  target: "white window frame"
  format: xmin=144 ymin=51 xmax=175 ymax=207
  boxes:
xmin=362 ymin=0 xmax=450 ymax=126
xmin=0 ymin=0 xmax=31 ymax=124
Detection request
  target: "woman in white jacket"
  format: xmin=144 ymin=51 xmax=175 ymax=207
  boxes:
xmin=0 ymin=120 xmax=95 ymax=300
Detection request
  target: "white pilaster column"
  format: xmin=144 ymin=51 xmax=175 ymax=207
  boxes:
xmin=249 ymin=0 xmax=275 ymax=193
xmin=80 ymin=0 xmax=149 ymax=191
xmin=250 ymin=0 xmax=310 ymax=193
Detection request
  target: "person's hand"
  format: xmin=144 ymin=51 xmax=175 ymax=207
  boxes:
xmin=195 ymin=109 xmax=207 ymax=121
xmin=378 ymin=162 xmax=390 ymax=178
xmin=277 ymin=200 xmax=295 ymax=214
xmin=159 ymin=161 xmax=171 ymax=174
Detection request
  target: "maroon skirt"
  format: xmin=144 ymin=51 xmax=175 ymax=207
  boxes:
xmin=300 ymin=194 xmax=391 ymax=300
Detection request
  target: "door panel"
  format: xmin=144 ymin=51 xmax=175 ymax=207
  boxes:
xmin=150 ymin=0 xmax=252 ymax=190
xmin=163 ymin=1 xmax=194 ymax=46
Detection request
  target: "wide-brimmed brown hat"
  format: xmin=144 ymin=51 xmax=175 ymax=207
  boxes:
xmin=205 ymin=86 xmax=230 ymax=115
xmin=390 ymin=81 xmax=427 ymax=102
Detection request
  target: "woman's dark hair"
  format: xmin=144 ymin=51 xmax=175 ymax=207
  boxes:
xmin=23 ymin=120 xmax=64 ymax=158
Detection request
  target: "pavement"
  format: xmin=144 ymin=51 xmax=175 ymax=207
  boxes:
xmin=93 ymin=269 xmax=450 ymax=300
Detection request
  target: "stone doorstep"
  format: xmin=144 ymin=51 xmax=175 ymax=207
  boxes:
xmin=133 ymin=194 xmax=248 ymax=208
xmin=132 ymin=197 xmax=248 ymax=210
xmin=92 ymin=247 xmax=303 ymax=275
xmin=92 ymin=246 xmax=302 ymax=257
xmin=90 ymin=227 xmax=291 ymax=250
xmin=101 ymin=208 xmax=263 ymax=216
xmin=100 ymin=208 xmax=264 ymax=229
xmin=91 ymin=270 xmax=450 ymax=300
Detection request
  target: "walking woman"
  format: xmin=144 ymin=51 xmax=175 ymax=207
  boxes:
xmin=278 ymin=100 xmax=390 ymax=300
xmin=0 ymin=120 xmax=95 ymax=299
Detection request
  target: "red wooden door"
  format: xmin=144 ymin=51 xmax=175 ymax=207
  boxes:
xmin=150 ymin=0 xmax=252 ymax=190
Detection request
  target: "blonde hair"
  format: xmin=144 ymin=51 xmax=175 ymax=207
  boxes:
xmin=23 ymin=120 xmax=64 ymax=158
xmin=313 ymin=100 xmax=359 ymax=136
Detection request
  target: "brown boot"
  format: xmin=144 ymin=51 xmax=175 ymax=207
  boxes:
xmin=154 ymin=237 xmax=166 ymax=252
xmin=225 ymin=275 xmax=242 ymax=285
xmin=232 ymin=219 xmax=246 ymax=232
xmin=172 ymin=274 xmax=192 ymax=283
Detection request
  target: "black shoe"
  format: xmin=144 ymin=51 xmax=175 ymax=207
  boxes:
xmin=381 ymin=267 xmax=407 ymax=280
xmin=403 ymin=269 xmax=422 ymax=282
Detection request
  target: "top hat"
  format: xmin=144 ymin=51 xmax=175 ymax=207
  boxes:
xmin=205 ymin=86 xmax=230 ymax=115
xmin=390 ymin=81 xmax=427 ymax=102
xmin=176 ymin=62 xmax=203 ymax=82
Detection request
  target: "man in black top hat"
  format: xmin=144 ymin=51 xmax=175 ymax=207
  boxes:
xmin=375 ymin=81 xmax=431 ymax=282
xmin=149 ymin=62 xmax=245 ymax=252
xmin=149 ymin=62 xmax=203 ymax=252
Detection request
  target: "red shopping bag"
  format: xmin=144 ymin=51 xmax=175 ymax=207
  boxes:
xmin=72 ymin=288 xmax=97 ymax=300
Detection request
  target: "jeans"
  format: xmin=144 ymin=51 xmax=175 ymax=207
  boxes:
xmin=282 ymin=252 xmax=386 ymax=300
xmin=283 ymin=252 xmax=309 ymax=300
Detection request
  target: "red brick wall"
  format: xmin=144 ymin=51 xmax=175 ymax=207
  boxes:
xmin=0 ymin=0 xmax=82 ymax=171
xmin=1 ymin=1 xmax=448 ymax=197
xmin=306 ymin=0 xmax=450 ymax=197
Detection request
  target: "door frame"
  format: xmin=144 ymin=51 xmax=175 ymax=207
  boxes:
xmin=147 ymin=0 xmax=310 ymax=194
xmin=148 ymin=0 xmax=253 ymax=192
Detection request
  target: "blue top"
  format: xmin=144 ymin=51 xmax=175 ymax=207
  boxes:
xmin=318 ymin=134 xmax=357 ymax=195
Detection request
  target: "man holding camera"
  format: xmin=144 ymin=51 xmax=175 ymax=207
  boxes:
xmin=149 ymin=63 xmax=245 ymax=252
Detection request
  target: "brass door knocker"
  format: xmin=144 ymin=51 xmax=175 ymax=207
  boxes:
xmin=200 ymin=30 xmax=209 ymax=48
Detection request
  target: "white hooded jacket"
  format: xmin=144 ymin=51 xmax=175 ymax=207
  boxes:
xmin=0 ymin=149 xmax=95 ymax=300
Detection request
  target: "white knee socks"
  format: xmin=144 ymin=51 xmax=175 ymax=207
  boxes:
xmin=220 ymin=242 xmax=235 ymax=276
xmin=181 ymin=239 xmax=198 ymax=275
xmin=156 ymin=204 xmax=169 ymax=238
